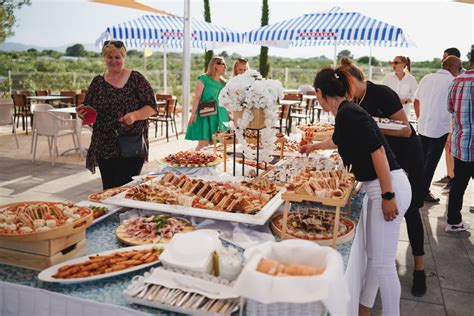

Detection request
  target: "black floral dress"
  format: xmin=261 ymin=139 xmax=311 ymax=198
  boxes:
xmin=83 ymin=71 xmax=157 ymax=173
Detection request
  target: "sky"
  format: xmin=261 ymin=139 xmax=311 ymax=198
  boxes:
xmin=7 ymin=0 xmax=474 ymax=61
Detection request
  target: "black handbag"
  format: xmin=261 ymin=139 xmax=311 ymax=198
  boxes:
xmin=115 ymin=125 xmax=146 ymax=158
xmin=198 ymin=100 xmax=217 ymax=117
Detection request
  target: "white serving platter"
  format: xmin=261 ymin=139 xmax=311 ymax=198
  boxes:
xmin=38 ymin=244 xmax=165 ymax=284
xmin=103 ymin=177 xmax=284 ymax=226
xmin=376 ymin=122 xmax=405 ymax=130
xmin=76 ymin=200 xmax=122 ymax=226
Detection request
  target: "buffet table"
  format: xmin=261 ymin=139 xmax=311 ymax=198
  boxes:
xmin=0 ymin=189 xmax=363 ymax=315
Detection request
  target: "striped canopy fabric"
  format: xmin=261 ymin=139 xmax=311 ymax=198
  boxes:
xmin=96 ymin=15 xmax=244 ymax=49
xmin=246 ymin=7 xmax=413 ymax=48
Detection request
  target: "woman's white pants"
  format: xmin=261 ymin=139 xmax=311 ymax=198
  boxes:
xmin=345 ymin=169 xmax=412 ymax=316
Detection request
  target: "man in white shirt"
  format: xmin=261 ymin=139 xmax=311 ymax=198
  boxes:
xmin=414 ymin=56 xmax=462 ymax=203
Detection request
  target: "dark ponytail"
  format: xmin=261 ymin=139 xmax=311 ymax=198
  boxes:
xmin=313 ymin=68 xmax=353 ymax=99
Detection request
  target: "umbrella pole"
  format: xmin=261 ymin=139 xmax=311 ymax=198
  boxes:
xmin=369 ymin=44 xmax=373 ymax=81
xmin=164 ymin=38 xmax=168 ymax=94
xmin=143 ymin=48 xmax=146 ymax=75
xmin=182 ymin=0 xmax=191 ymax=133
xmin=333 ymin=42 xmax=337 ymax=68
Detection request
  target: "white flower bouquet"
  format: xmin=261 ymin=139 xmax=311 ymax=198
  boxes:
xmin=219 ymin=70 xmax=284 ymax=163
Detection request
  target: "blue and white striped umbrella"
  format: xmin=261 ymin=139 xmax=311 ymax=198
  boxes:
xmin=96 ymin=14 xmax=244 ymax=49
xmin=246 ymin=7 xmax=413 ymax=48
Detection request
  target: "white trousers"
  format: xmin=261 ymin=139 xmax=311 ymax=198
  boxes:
xmin=345 ymin=169 xmax=412 ymax=316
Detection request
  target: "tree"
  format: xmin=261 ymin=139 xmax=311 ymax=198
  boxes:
xmin=127 ymin=49 xmax=143 ymax=58
xmin=259 ymin=0 xmax=270 ymax=78
xmin=203 ymin=0 xmax=213 ymax=71
xmin=357 ymin=56 xmax=380 ymax=66
xmin=337 ymin=49 xmax=353 ymax=60
xmin=0 ymin=0 xmax=31 ymax=43
xmin=65 ymin=44 xmax=86 ymax=57
xmin=27 ymin=48 xmax=38 ymax=55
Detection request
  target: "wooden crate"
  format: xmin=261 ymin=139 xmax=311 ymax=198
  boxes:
xmin=0 ymin=239 xmax=86 ymax=271
xmin=0 ymin=231 xmax=85 ymax=256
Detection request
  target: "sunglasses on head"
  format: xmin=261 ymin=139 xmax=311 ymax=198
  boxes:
xmin=216 ymin=61 xmax=227 ymax=66
xmin=237 ymin=57 xmax=248 ymax=62
xmin=390 ymin=61 xmax=403 ymax=65
xmin=103 ymin=40 xmax=125 ymax=49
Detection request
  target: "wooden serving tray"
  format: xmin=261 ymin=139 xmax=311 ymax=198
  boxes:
xmin=116 ymin=219 xmax=194 ymax=246
xmin=0 ymin=202 xmax=93 ymax=241
xmin=270 ymin=213 xmax=355 ymax=246
xmin=282 ymin=184 xmax=354 ymax=207
xmin=0 ymin=239 xmax=86 ymax=271
xmin=0 ymin=231 xmax=85 ymax=256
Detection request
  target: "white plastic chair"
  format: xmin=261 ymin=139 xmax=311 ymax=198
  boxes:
xmin=0 ymin=98 xmax=19 ymax=148
xmin=31 ymin=103 xmax=54 ymax=154
xmin=31 ymin=108 xmax=80 ymax=165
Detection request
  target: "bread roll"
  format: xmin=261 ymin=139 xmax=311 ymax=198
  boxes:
xmin=283 ymin=264 xmax=325 ymax=276
xmin=257 ymin=258 xmax=280 ymax=275
xmin=257 ymin=258 xmax=325 ymax=276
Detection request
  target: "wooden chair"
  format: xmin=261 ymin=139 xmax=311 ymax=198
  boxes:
xmin=13 ymin=90 xmax=32 ymax=96
xmin=76 ymin=92 xmax=86 ymax=107
xmin=59 ymin=90 xmax=77 ymax=107
xmin=12 ymin=94 xmax=33 ymax=135
xmin=284 ymin=92 xmax=306 ymax=133
xmin=149 ymin=94 xmax=179 ymax=142
xmin=35 ymin=90 xmax=49 ymax=96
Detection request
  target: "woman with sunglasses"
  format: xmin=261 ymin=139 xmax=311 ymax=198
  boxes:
xmin=338 ymin=58 xmax=427 ymax=298
xmin=232 ymin=57 xmax=249 ymax=76
xmin=382 ymin=56 xmax=418 ymax=118
xmin=185 ymin=56 xmax=229 ymax=151
xmin=77 ymin=40 xmax=157 ymax=189
xmin=300 ymin=68 xmax=411 ymax=316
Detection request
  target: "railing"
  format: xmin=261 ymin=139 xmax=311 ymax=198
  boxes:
xmin=7 ymin=66 xmax=437 ymax=100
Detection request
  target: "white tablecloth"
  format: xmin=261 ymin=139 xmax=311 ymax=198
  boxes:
xmin=0 ymin=281 xmax=148 ymax=316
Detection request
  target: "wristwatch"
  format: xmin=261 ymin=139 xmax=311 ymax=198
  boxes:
xmin=381 ymin=192 xmax=395 ymax=200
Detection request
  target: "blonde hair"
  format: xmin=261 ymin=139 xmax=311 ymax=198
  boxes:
xmin=206 ymin=56 xmax=226 ymax=78
xmin=394 ymin=56 xmax=412 ymax=72
xmin=102 ymin=40 xmax=127 ymax=57
xmin=232 ymin=57 xmax=249 ymax=76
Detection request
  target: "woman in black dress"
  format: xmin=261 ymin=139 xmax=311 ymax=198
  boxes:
xmin=338 ymin=58 xmax=426 ymax=297
xmin=300 ymin=68 xmax=412 ymax=316
xmin=77 ymin=40 xmax=157 ymax=189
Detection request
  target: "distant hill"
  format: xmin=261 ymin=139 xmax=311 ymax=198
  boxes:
xmin=0 ymin=42 xmax=100 ymax=52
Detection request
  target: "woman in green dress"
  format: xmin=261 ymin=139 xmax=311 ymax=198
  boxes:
xmin=185 ymin=56 xmax=229 ymax=151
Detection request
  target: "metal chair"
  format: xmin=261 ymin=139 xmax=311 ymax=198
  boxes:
xmin=12 ymin=94 xmax=33 ymax=135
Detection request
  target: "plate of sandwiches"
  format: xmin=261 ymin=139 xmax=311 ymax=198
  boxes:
xmin=102 ymin=172 xmax=283 ymax=225
xmin=88 ymin=186 xmax=132 ymax=203
xmin=160 ymin=151 xmax=222 ymax=168
xmin=0 ymin=201 xmax=93 ymax=240
xmin=38 ymin=244 xmax=165 ymax=284
xmin=116 ymin=215 xmax=194 ymax=246
xmin=271 ymin=211 xmax=355 ymax=246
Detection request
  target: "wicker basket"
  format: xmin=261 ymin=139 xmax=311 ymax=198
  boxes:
xmin=233 ymin=108 xmax=265 ymax=130
xmin=244 ymin=299 xmax=327 ymax=316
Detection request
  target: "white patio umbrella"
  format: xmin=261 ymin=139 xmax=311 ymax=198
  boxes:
xmin=246 ymin=6 xmax=415 ymax=79
xmin=97 ymin=14 xmax=243 ymax=92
